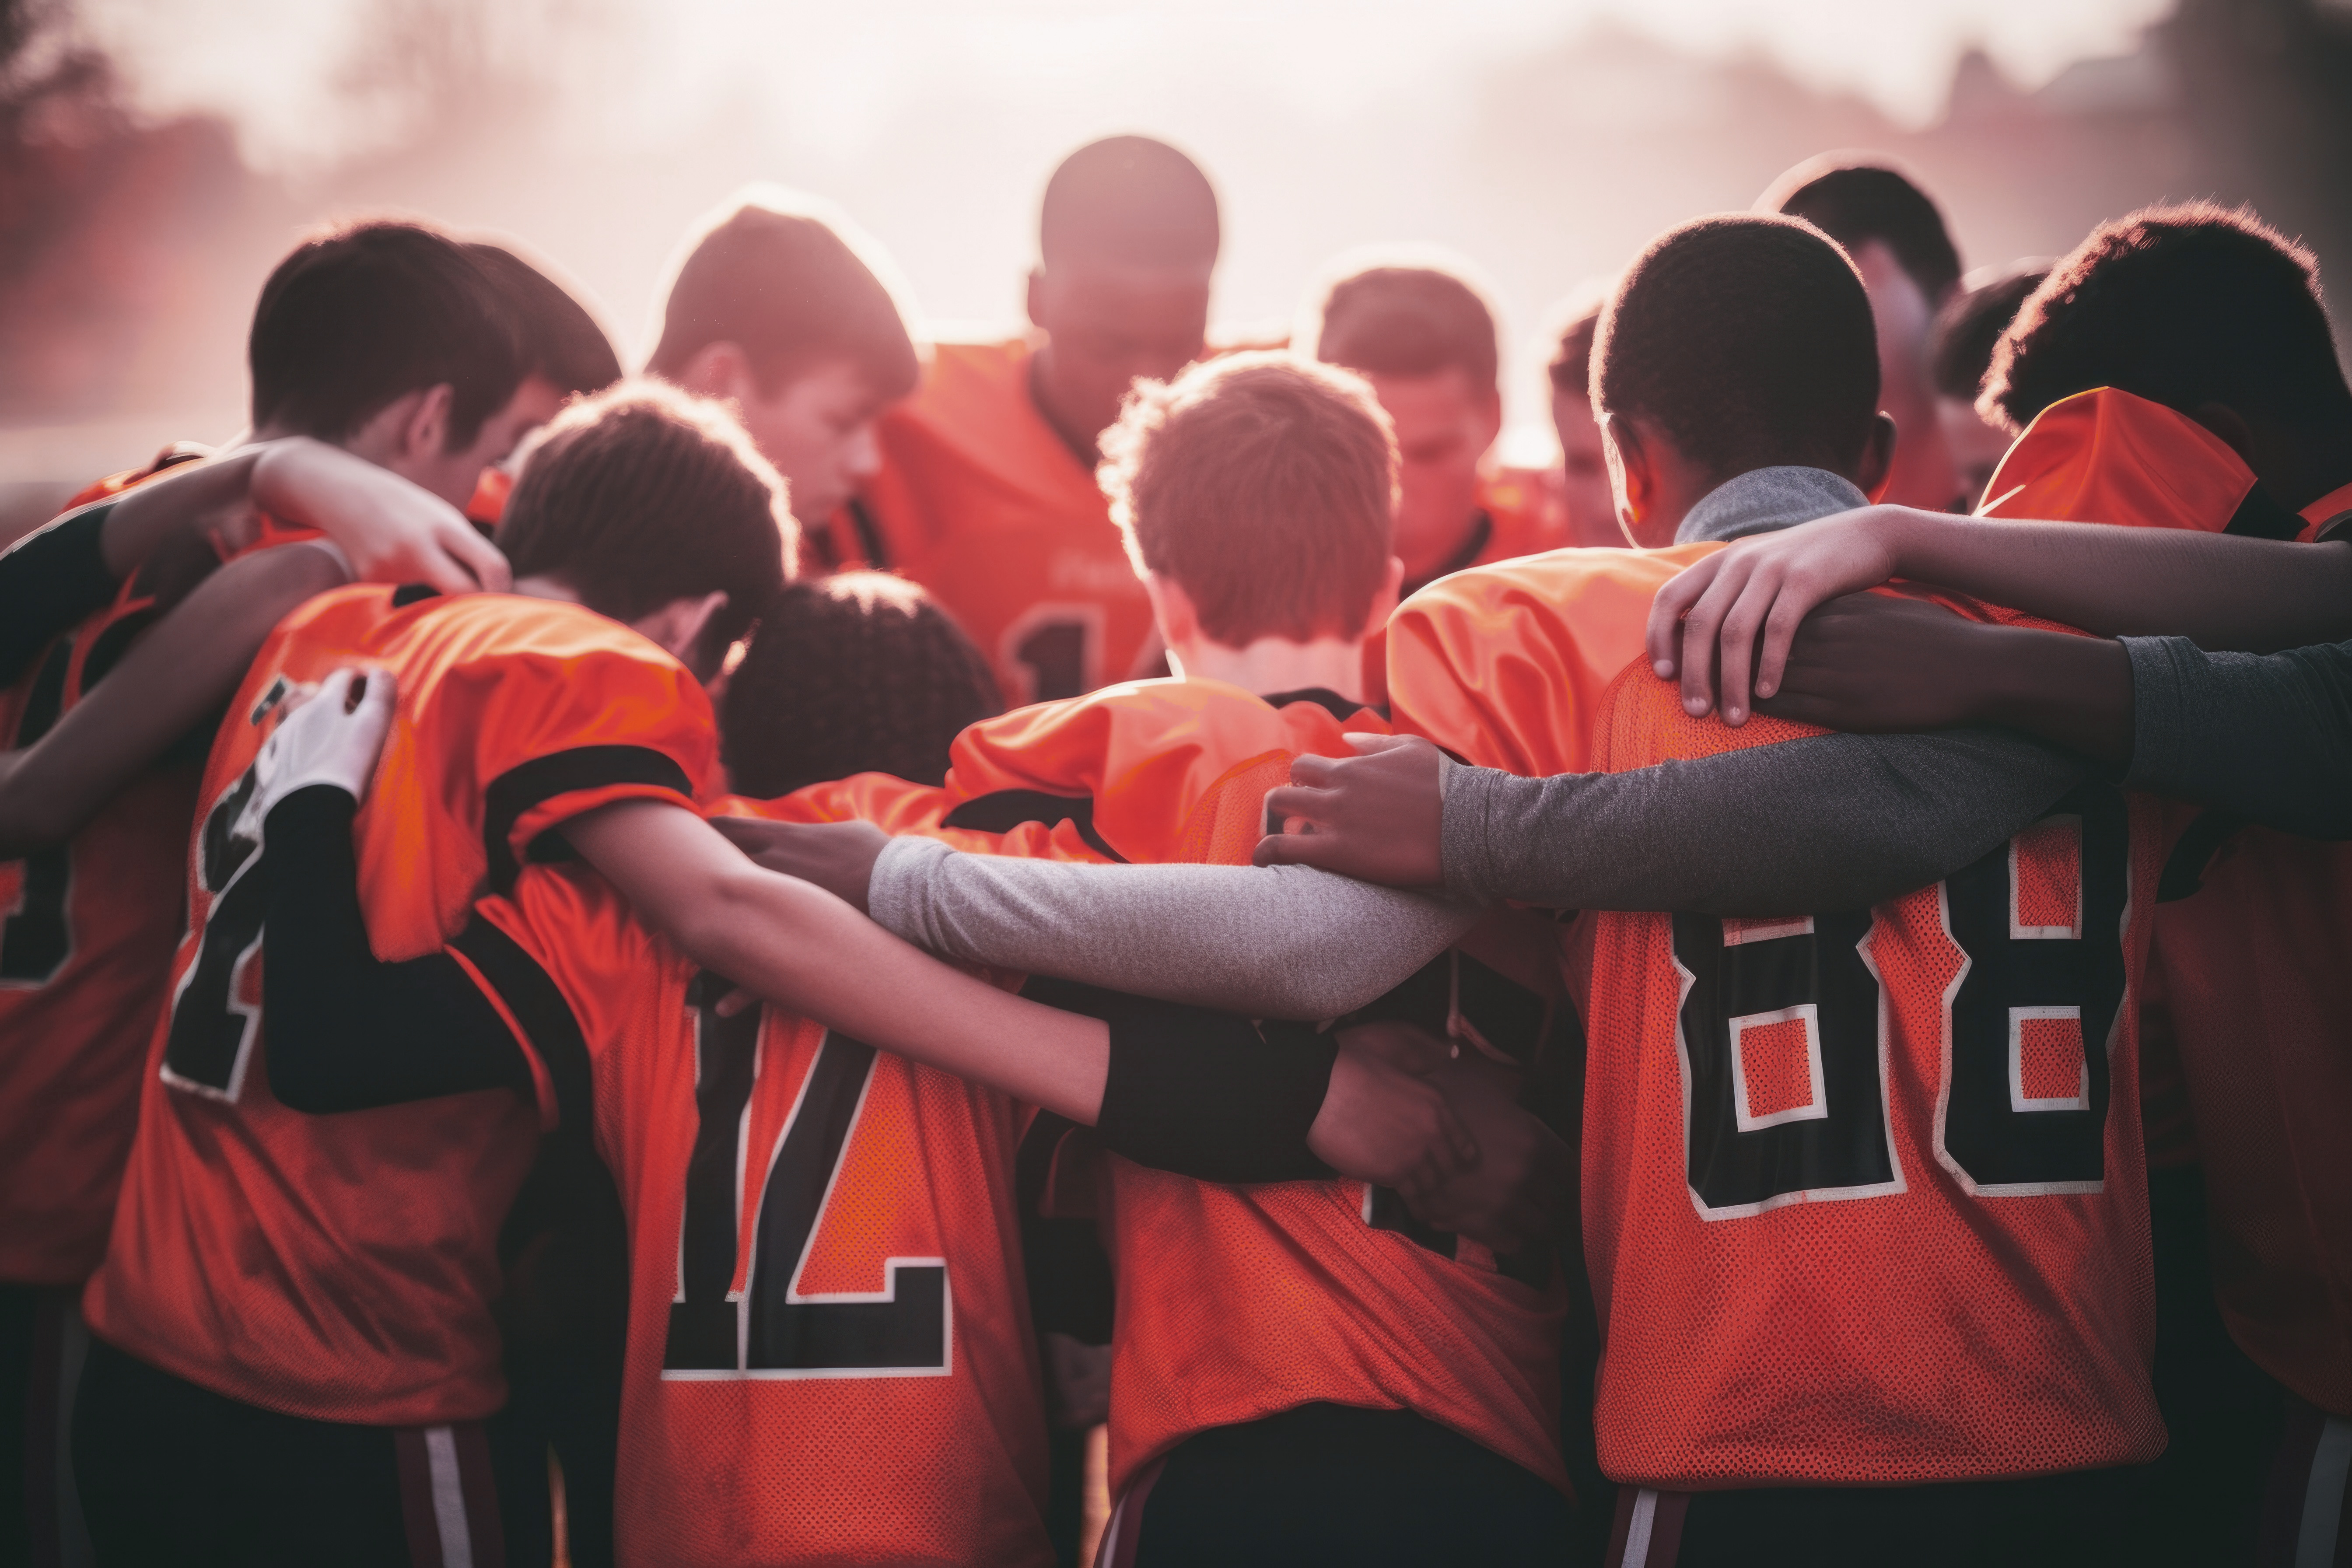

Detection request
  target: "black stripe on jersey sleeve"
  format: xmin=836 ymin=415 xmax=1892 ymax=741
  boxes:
xmin=482 ymin=746 xmax=696 ymax=895
xmin=941 ymin=790 xmax=1127 ymax=863
xmin=0 ymin=505 xmax=118 ymax=687
xmin=449 ymin=913 xmax=595 ymax=1141
xmin=261 ymin=787 xmax=540 ymax=1113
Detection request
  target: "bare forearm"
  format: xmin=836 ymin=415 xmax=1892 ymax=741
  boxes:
xmin=98 ymin=446 xmax=264 ymax=576
xmin=1879 ymin=509 xmax=2352 ymax=652
xmin=1960 ymin=626 xmax=2136 ymax=765
xmin=0 ymin=541 xmax=347 ymax=856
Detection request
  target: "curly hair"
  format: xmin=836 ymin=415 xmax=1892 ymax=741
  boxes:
xmin=1596 ymin=214 xmax=1880 ymax=484
xmin=1983 ymin=203 xmax=2350 ymax=434
xmin=721 ymin=573 xmax=1002 ymax=798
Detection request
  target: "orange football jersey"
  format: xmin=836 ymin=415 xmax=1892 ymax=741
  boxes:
xmin=836 ymin=339 xmax=1157 ymax=705
xmin=1580 ymin=637 xmax=2171 ymax=1486
xmin=1986 ymin=386 xmax=2352 ymax=1414
xmin=935 ymin=678 xmax=1573 ymax=1503
xmin=464 ymin=805 xmax=1053 ymax=1568
xmin=1361 ymin=471 xmax=1579 ymax=707
xmin=0 ymin=455 xmax=308 ymax=1286
xmin=1387 ymin=542 xmax=1719 ymax=777
xmin=82 ymin=585 xmax=719 ymax=1427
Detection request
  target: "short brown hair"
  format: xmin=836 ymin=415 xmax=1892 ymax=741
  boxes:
xmin=499 ymin=381 xmax=794 ymax=668
xmin=644 ymin=192 xmax=919 ymax=402
xmin=249 ymin=220 xmax=521 ymax=448
xmin=1543 ymin=281 xmax=1612 ymax=396
xmin=721 ymin=573 xmax=1001 ymax=798
xmin=1308 ymin=260 xmax=1500 ymax=395
xmin=1100 ymin=352 xmax=1395 ymax=645
xmin=465 ymin=240 xmax=621 ymax=397
xmin=1760 ymin=155 xmax=1962 ymax=304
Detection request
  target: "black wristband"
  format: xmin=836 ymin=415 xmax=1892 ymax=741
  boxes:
xmin=1022 ymin=975 xmax=1338 ymax=1184
xmin=0 ymin=504 xmax=119 ymax=686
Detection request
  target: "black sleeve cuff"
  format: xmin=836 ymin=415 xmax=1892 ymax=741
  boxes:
xmin=1022 ymin=976 xmax=1339 ymax=1183
xmin=0 ymin=504 xmax=119 ymax=686
xmin=263 ymin=785 xmax=536 ymax=1113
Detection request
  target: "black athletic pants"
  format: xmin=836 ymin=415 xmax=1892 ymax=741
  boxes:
xmin=1109 ymin=1403 xmax=1573 ymax=1567
xmin=73 ymin=1338 xmax=503 ymax=1568
xmin=2 ymin=1284 xmax=90 ymax=1568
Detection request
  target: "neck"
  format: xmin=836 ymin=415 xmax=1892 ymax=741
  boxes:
xmin=1026 ymin=348 xmax=1102 ymax=465
xmin=1169 ymin=635 xmax=1366 ymax=704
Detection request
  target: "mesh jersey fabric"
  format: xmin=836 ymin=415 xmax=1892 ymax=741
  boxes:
xmin=467 ymin=813 xmax=1053 ymax=1568
xmin=1581 ymin=617 xmax=2174 ymax=1485
xmin=81 ymin=585 xmax=718 ymax=1427
xmin=1987 ymin=386 xmax=2352 ymax=1414
xmin=0 ymin=457 xmax=315 ymax=1286
xmin=930 ymin=676 xmax=1572 ymax=1504
xmin=832 ymin=338 xmax=1158 ymax=705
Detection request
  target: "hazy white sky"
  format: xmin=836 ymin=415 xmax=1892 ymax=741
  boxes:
xmin=91 ymin=0 xmax=2173 ymax=172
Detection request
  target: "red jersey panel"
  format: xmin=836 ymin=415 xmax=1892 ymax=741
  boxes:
xmin=84 ymin=586 xmax=719 ymax=1427
xmin=1580 ymin=625 xmax=2173 ymax=1487
xmin=471 ymin=839 xmax=1052 ymax=1568
xmin=0 ymin=456 xmax=305 ymax=1285
xmin=1386 ymin=542 xmax=1720 ymax=776
xmin=844 ymin=339 xmax=1157 ymax=705
xmin=935 ymin=679 xmax=1571 ymax=1502
xmin=1985 ymin=392 xmax=2352 ymax=1414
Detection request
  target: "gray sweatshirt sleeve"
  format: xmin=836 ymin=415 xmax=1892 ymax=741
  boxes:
xmin=1442 ymin=728 xmax=2087 ymax=915
xmin=2122 ymin=634 xmax=2352 ymax=839
xmin=867 ymin=836 xmax=1484 ymax=1019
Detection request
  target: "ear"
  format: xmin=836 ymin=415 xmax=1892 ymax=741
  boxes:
xmin=1361 ymin=554 xmax=1406 ymax=636
xmin=1856 ymin=412 xmax=1899 ymax=501
xmin=1600 ymin=411 xmax=1651 ymax=546
xmin=2187 ymin=401 xmax=2258 ymax=466
xmin=630 ymin=592 xmax=730 ymax=680
xmin=674 ymin=341 xmax=757 ymax=404
xmin=398 ymin=383 xmax=455 ymax=461
xmin=1025 ymin=269 xmax=1048 ymax=332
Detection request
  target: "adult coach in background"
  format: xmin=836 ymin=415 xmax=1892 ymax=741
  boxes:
xmin=1762 ymin=156 xmax=1966 ymax=511
xmin=835 ymin=136 xmax=1219 ymax=705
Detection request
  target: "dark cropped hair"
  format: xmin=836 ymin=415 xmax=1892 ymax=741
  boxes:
xmin=1985 ymin=203 xmax=2352 ymax=434
xmin=645 ymin=195 xmax=918 ymax=402
xmin=1309 ymin=262 xmax=1501 ymax=395
xmin=465 ymin=242 xmax=621 ymax=397
xmin=249 ymin=220 xmax=522 ymax=448
xmin=1928 ymin=263 xmax=2048 ymax=401
xmin=1039 ymin=135 xmax=1220 ymax=269
xmin=1596 ymin=214 xmax=1881 ymax=484
xmin=722 ymin=573 xmax=1002 ymax=798
xmin=498 ymin=381 xmax=794 ymax=669
xmin=1762 ymin=157 xmax=1963 ymax=304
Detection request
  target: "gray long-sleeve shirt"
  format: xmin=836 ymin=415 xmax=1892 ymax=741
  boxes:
xmin=2122 ymin=635 xmax=2352 ymax=839
xmin=863 ymin=466 xmax=2098 ymax=1018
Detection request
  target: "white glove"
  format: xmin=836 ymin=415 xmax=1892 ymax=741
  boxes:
xmin=232 ymin=666 xmax=397 ymax=846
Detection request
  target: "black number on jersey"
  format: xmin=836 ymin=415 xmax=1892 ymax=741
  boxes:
xmin=1672 ymin=909 xmax=1895 ymax=1216
xmin=1938 ymin=789 xmax=2128 ymax=1193
xmin=1002 ymin=606 xmax=1102 ymax=705
xmin=160 ymin=764 xmax=266 ymax=1099
xmin=663 ymin=976 xmax=949 ymax=1378
xmin=1671 ymin=790 xmax=2129 ymax=1216
xmin=1 ymin=640 xmax=74 ymax=986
